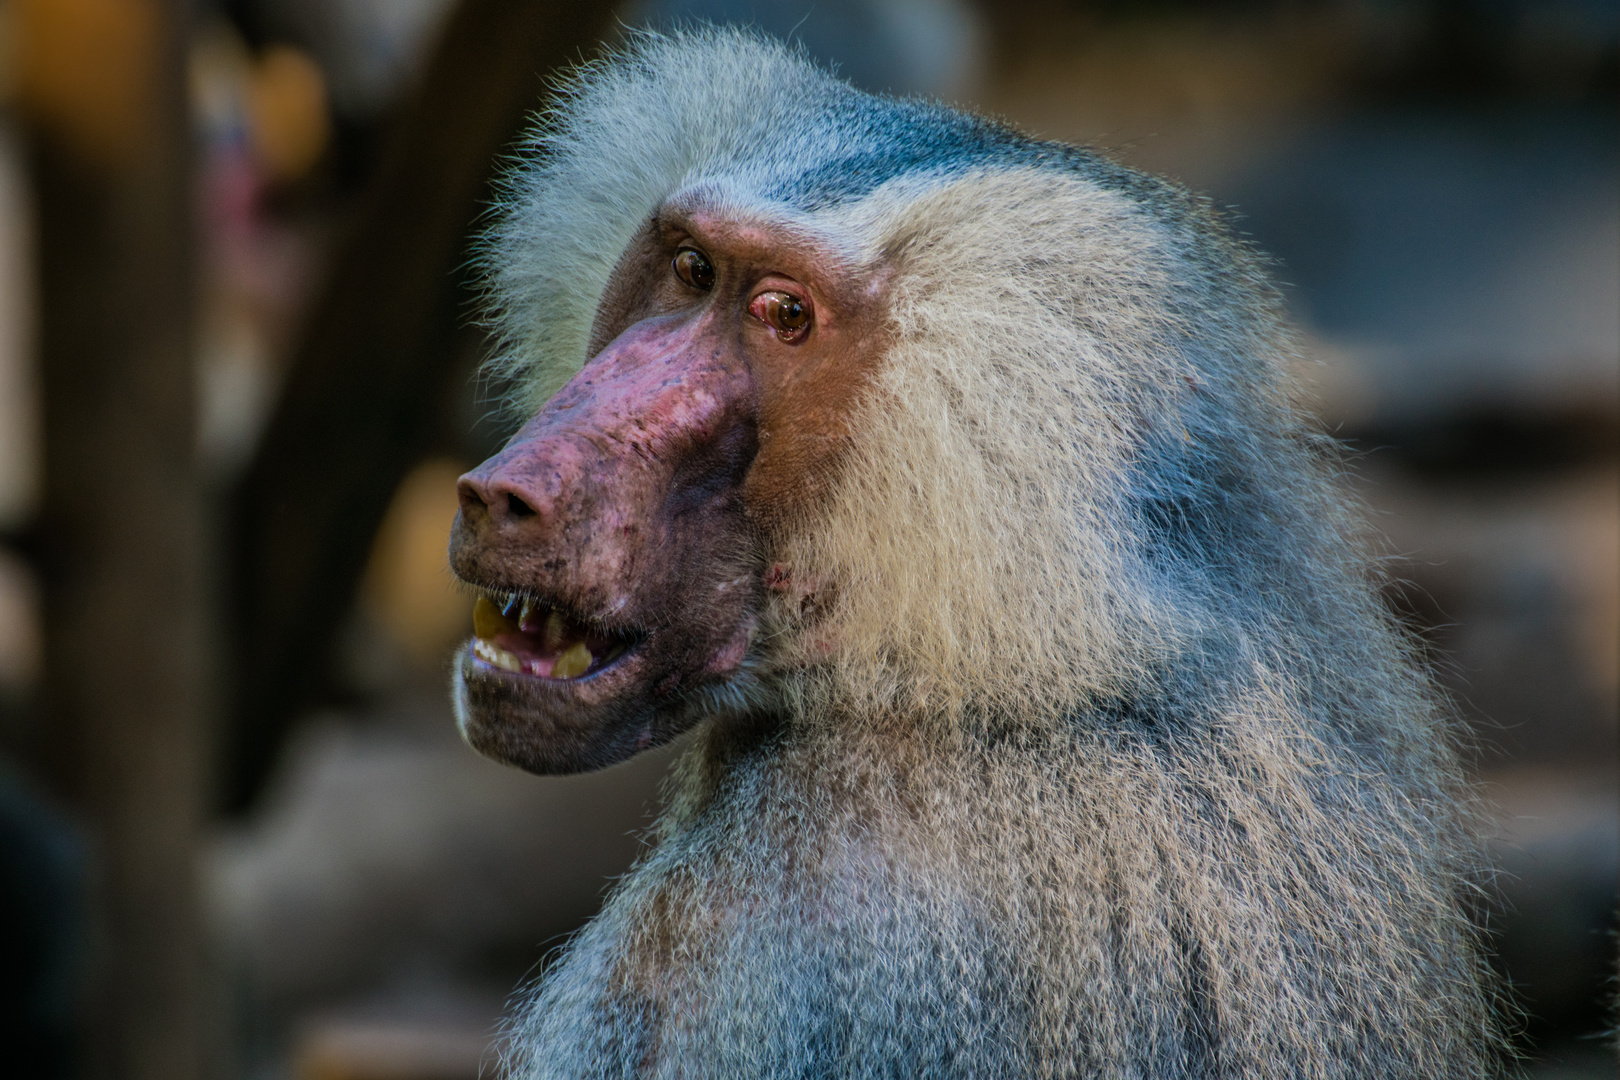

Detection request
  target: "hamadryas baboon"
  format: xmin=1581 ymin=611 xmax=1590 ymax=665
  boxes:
xmin=447 ymin=28 xmax=1509 ymax=1078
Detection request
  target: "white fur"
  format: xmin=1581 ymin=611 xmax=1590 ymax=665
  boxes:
xmin=480 ymin=28 xmax=1508 ymax=1079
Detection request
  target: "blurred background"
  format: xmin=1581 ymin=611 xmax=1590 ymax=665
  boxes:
xmin=0 ymin=1 xmax=1613 ymax=1077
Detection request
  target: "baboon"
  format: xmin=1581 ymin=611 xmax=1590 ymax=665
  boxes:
xmin=448 ymin=29 xmax=1508 ymax=1078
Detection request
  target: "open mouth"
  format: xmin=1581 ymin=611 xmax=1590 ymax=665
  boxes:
xmin=470 ymin=591 xmax=637 ymax=681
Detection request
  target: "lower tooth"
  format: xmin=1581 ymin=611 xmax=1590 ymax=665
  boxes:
xmin=474 ymin=638 xmax=523 ymax=673
xmin=552 ymin=642 xmax=593 ymax=679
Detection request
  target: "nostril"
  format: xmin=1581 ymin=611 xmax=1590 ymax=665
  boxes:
xmin=507 ymin=493 xmax=537 ymax=518
xmin=457 ymin=478 xmax=488 ymax=513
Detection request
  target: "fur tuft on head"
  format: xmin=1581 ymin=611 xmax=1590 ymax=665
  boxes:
xmin=481 ymin=27 xmax=844 ymax=410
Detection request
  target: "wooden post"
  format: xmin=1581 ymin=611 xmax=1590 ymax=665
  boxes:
xmin=19 ymin=0 xmax=208 ymax=1077
xmin=227 ymin=0 xmax=617 ymax=810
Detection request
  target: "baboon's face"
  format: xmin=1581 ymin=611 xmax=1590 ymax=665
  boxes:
xmin=449 ymin=197 xmax=891 ymax=773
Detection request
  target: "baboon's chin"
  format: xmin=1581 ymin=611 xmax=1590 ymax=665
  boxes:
xmin=453 ymin=641 xmax=668 ymax=774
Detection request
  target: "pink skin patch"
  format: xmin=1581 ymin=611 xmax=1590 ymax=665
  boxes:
xmin=705 ymin=615 xmax=756 ymax=675
xmin=764 ymin=563 xmax=838 ymax=659
xmin=767 ymin=563 xmax=825 ymax=615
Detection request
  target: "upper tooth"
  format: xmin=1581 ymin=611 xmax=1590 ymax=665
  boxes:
xmin=542 ymin=610 xmax=567 ymax=653
xmin=473 ymin=595 xmax=516 ymax=640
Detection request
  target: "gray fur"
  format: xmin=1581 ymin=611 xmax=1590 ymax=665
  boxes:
xmin=480 ymin=28 xmax=1509 ymax=1079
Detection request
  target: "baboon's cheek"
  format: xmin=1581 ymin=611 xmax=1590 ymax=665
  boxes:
xmin=744 ymin=316 xmax=891 ymax=532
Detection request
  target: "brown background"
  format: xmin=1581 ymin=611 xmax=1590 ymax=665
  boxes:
xmin=0 ymin=2 xmax=1612 ymax=1077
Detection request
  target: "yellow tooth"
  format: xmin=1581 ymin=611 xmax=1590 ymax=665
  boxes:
xmin=542 ymin=609 xmax=568 ymax=653
xmin=552 ymin=641 xmax=593 ymax=679
xmin=473 ymin=595 xmax=518 ymax=641
xmin=518 ymin=596 xmax=536 ymax=626
xmin=473 ymin=637 xmax=522 ymax=672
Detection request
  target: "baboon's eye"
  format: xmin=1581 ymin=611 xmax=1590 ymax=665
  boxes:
xmin=749 ymin=290 xmax=812 ymax=342
xmin=673 ymin=247 xmax=715 ymax=290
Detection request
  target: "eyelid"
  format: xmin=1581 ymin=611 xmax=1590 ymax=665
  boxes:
xmin=748 ymin=289 xmax=812 ymax=341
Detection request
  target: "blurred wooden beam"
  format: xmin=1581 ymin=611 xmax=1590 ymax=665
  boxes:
xmin=19 ymin=0 xmax=207 ymax=1077
xmin=226 ymin=0 xmax=618 ymax=811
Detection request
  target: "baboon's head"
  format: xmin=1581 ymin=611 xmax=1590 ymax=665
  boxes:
xmin=450 ymin=29 xmax=1310 ymax=773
